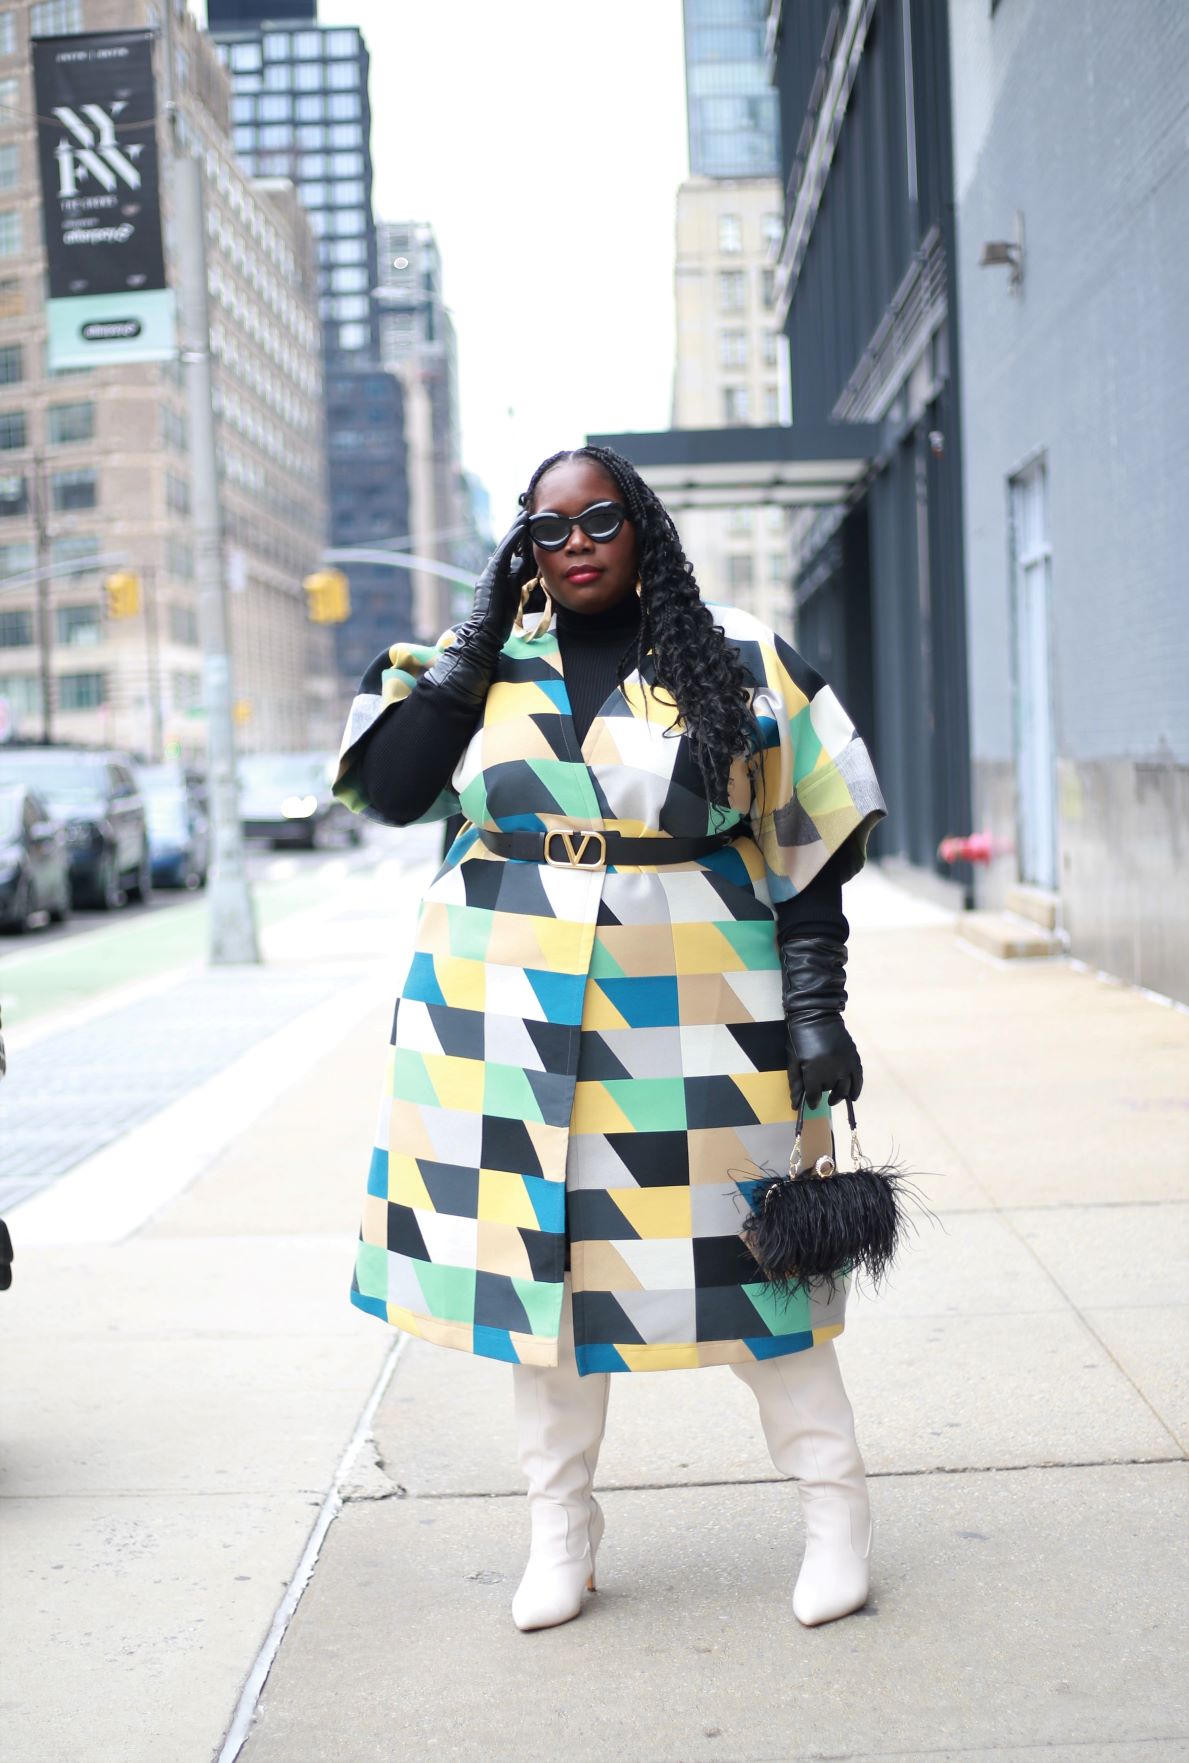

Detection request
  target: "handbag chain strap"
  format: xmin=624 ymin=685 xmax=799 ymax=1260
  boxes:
xmin=789 ymin=1096 xmax=869 ymax=1180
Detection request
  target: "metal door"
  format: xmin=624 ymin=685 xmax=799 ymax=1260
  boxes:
xmin=1010 ymin=460 xmax=1057 ymax=890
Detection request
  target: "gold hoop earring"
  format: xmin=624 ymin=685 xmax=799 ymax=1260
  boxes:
xmin=635 ymin=576 xmax=644 ymax=599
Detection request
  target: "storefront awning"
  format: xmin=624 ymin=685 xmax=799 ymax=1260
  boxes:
xmin=584 ymin=424 xmax=879 ymax=510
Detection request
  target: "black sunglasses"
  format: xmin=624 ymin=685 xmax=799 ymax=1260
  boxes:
xmin=527 ymin=500 xmax=628 ymax=552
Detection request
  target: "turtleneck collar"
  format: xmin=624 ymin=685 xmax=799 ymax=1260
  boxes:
xmin=553 ymin=587 xmax=642 ymax=639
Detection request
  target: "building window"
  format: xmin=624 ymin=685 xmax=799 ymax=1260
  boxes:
xmin=326 ymin=29 xmax=358 ymax=57
xmin=263 ymin=31 xmax=290 ymax=59
xmin=166 ymin=537 xmax=193 ymax=583
xmin=230 ymin=42 xmax=261 ymax=72
xmin=718 ymin=213 xmax=742 ymax=254
xmin=718 ymin=270 xmax=745 ymax=313
xmin=767 ymin=550 xmax=786 ymax=584
xmin=329 ymin=123 xmax=359 ymax=148
xmin=0 ymin=343 xmax=20 ymax=384
xmin=722 ymin=385 xmax=750 ymax=424
xmin=727 ymin=507 xmax=753 ymax=537
xmin=329 ymin=150 xmax=364 ymax=177
xmin=763 ymin=212 xmax=782 ymax=255
xmin=0 ymin=471 xmax=26 ymax=516
xmin=258 ymin=94 xmax=289 ymax=121
xmin=168 ymin=601 xmax=198 ymax=644
xmin=0 ymin=673 xmax=40 ymax=714
xmin=0 ymin=75 xmax=17 ymax=114
xmin=761 ymin=330 xmax=779 ymax=369
xmin=761 ymin=268 xmax=776 ymax=309
xmin=338 ymin=321 xmax=369 ymax=351
xmin=59 ymin=670 xmax=105 ymax=710
xmin=0 ymin=408 xmax=25 ymax=450
xmin=718 ymin=329 xmax=746 ymax=370
xmin=48 ymin=400 xmax=94 ymax=444
xmin=328 ymin=93 xmax=360 ymax=120
xmin=0 ymin=277 xmax=23 ymax=318
xmin=0 ymin=539 xmax=32 ymax=575
xmin=330 ymin=238 xmax=366 ymax=264
xmin=327 ymin=62 xmax=358 ymax=90
xmin=0 ymin=608 xmax=32 ymax=646
xmin=0 ymin=142 xmax=17 ymax=189
xmin=171 ymin=669 xmax=201 ymax=710
xmin=55 ymin=602 xmax=101 ymax=646
xmin=166 ymin=471 xmax=190 ymax=515
xmin=294 ymin=62 xmax=322 ymax=91
xmin=51 ymin=533 xmax=100 ymax=576
xmin=764 ymin=384 xmax=780 ymax=423
xmin=31 ymin=0 xmax=82 ymax=31
xmin=0 ymin=210 xmax=20 ymax=256
xmin=0 ymin=15 xmax=16 ymax=57
xmin=51 ymin=467 xmax=96 ymax=511
xmin=294 ymin=30 xmax=321 ymax=58
xmin=727 ymin=553 xmax=754 ymax=593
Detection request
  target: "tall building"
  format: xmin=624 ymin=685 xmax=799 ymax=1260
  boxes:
xmin=209 ymin=4 xmax=424 ymax=677
xmin=210 ymin=10 xmax=379 ymax=361
xmin=374 ymin=219 xmax=467 ymax=637
xmin=684 ymin=0 xmax=780 ymax=178
xmin=0 ymin=0 xmax=332 ymax=757
xmin=672 ymin=1 xmax=789 ymax=626
xmin=949 ymin=0 xmax=1188 ymax=998
xmin=324 ymin=360 xmax=412 ymax=683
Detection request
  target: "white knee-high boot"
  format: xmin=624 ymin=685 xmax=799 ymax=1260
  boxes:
xmin=731 ymin=1340 xmax=872 ymax=1626
xmin=510 ymin=1278 xmax=610 ymax=1632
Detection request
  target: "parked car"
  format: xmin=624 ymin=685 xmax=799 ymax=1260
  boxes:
xmin=0 ymin=748 xmax=151 ymax=909
xmin=135 ymin=763 xmax=210 ymax=890
xmin=238 ymin=751 xmax=361 ymax=850
xmin=0 ymin=782 xmax=71 ymax=932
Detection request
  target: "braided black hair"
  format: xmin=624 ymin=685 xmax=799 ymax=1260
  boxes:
xmin=519 ymin=445 xmax=760 ymax=809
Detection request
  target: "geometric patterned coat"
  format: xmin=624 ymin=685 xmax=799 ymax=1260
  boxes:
xmin=334 ymin=602 xmax=886 ymax=1374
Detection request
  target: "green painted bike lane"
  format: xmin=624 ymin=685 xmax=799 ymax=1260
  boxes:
xmin=0 ymin=855 xmax=383 ymax=1030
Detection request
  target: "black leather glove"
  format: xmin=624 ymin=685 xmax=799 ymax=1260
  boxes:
xmin=779 ymin=930 xmax=863 ymax=1109
xmin=422 ymin=514 xmax=531 ymax=710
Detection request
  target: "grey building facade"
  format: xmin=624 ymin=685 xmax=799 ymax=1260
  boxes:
xmin=770 ymin=0 xmax=971 ymax=879
xmin=949 ymin=0 xmax=1189 ymax=998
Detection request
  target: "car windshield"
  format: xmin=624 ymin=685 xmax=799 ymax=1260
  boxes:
xmin=0 ymin=787 xmax=22 ymax=841
xmin=239 ymin=754 xmax=330 ymax=795
xmin=0 ymin=753 xmax=106 ymax=803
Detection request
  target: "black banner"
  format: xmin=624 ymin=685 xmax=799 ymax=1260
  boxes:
xmin=32 ymin=30 xmax=166 ymax=301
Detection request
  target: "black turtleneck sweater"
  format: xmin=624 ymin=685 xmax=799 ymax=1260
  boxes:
xmin=357 ymin=593 xmax=847 ymax=940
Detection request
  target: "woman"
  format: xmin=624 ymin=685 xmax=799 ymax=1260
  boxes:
xmin=334 ymin=446 xmax=886 ymax=1633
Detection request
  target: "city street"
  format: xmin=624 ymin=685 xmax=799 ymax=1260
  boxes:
xmin=1 ymin=851 xmax=1185 ymax=1763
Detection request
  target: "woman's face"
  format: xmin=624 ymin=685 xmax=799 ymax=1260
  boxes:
xmin=529 ymin=458 xmax=639 ymax=616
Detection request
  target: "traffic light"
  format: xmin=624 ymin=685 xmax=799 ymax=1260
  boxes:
xmin=304 ymin=568 xmax=350 ymax=624
xmin=104 ymin=570 xmax=141 ymax=619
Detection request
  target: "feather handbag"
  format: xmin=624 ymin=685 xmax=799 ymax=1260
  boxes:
xmin=741 ymin=1096 xmax=925 ymax=1298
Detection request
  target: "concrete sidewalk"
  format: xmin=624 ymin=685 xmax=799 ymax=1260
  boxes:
xmin=2 ymin=862 xmax=1187 ymax=1763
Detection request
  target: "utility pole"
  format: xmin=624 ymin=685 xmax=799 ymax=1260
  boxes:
xmin=31 ymin=450 xmax=52 ymax=744
xmin=143 ymin=564 xmax=163 ymax=762
xmin=161 ymin=5 xmax=258 ymax=962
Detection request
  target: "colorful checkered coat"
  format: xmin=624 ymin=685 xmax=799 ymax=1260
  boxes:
xmin=334 ymin=603 xmax=886 ymax=1374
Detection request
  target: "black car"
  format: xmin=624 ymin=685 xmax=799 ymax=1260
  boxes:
xmin=239 ymin=751 xmax=361 ymax=850
xmin=0 ymin=748 xmax=151 ymax=909
xmin=0 ymin=782 xmax=71 ymax=932
xmin=136 ymin=763 xmax=210 ymax=890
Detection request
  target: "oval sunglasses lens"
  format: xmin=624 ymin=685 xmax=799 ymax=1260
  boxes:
xmin=580 ymin=505 xmax=624 ymax=542
xmin=529 ymin=515 xmax=570 ymax=549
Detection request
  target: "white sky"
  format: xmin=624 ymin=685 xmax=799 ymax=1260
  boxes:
xmin=231 ymin=0 xmax=692 ymax=533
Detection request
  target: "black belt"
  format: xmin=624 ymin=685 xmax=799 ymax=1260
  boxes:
xmin=478 ymin=827 xmax=736 ymax=870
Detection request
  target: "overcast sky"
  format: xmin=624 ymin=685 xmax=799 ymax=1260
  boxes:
xmin=209 ymin=1 xmax=692 ymax=534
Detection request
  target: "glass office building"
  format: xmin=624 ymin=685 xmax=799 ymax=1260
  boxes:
xmin=211 ymin=17 xmax=380 ymax=359
xmin=684 ymin=0 xmax=780 ymax=178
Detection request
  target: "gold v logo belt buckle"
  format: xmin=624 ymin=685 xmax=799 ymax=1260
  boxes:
xmin=543 ymin=828 xmax=608 ymax=870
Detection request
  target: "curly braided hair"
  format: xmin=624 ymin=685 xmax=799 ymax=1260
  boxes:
xmin=519 ymin=445 xmax=760 ymax=808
